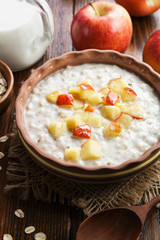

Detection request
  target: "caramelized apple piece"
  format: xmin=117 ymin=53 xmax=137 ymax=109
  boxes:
xmin=115 ymin=113 xmax=133 ymax=128
xmin=65 ymin=147 xmax=81 ymax=162
xmin=105 ymin=90 xmax=120 ymax=105
xmin=81 ymin=139 xmax=102 ymax=160
xmin=103 ymin=122 xmax=121 ymax=137
xmin=48 ymin=120 xmax=67 ymax=138
xmin=108 ymin=78 xmax=127 ymax=94
xmin=84 ymin=104 xmax=95 ymax=112
xmin=101 ymin=105 xmax=121 ymax=120
xmin=46 ymin=91 xmax=60 ymax=103
xmin=57 ymin=94 xmax=73 ymax=107
xmin=73 ymin=124 xmax=91 ymax=138
xmin=121 ymin=87 xmax=137 ymax=101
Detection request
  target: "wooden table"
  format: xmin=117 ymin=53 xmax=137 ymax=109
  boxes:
xmin=0 ymin=0 xmax=160 ymax=239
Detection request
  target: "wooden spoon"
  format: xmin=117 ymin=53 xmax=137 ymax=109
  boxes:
xmin=77 ymin=194 xmax=160 ymax=240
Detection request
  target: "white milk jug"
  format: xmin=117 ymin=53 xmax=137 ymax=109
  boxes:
xmin=0 ymin=0 xmax=54 ymax=71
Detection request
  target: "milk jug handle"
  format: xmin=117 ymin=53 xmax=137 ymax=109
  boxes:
xmin=29 ymin=0 xmax=54 ymax=46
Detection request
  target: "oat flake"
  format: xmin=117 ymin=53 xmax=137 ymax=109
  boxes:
xmin=25 ymin=226 xmax=35 ymax=234
xmin=3 ymin=234 xmax=13 ymax=240
xmin=0 ymin=166 xmax=2 ymax=171
xmin=0 ymin=135 xmax=9 ymax=143
xmin=14 ymin=209 xmax=24 ymax=218
xmin=0 ymin=152 xmax=4 ymax=159
xmin=34 ymin=232 xmax=47 ymax=240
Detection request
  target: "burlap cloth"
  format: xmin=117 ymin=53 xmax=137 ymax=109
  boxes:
xmin=5 ymin=121 xmax=160 ymax=216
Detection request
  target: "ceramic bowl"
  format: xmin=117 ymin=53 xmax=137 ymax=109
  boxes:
xmin=0 ymin=60 xmax=14 ymax=114
xmin=16 ymin=50 xmax=160 ymax=183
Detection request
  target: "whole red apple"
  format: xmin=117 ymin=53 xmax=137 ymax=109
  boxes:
xmin=71 ymin=1 xmax=133 ymax=52
xmin=115 ymin=0 xmax=160 ymax=17
xmin=143 ymin=30 xmax=160 ymax=74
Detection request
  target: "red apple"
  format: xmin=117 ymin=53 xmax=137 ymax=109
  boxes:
xmin=115 ymin=0 xmax=160 ymax=17
xmin=143 ymin=30 xmax=160 ymax=74
xmin=71 ymin=1 xmax=132 ymax=52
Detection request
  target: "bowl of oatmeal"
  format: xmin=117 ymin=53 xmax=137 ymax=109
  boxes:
xmin=16 ymin=50 xmax=160 ymax=183
xmin=0 ymin=60 xmax=14 ymax=114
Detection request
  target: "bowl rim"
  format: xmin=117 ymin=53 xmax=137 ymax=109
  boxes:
xmin=15 ymin=49 xmax=160 ymax=174
xmin=0 ymin=60 xmax=14 ymax=104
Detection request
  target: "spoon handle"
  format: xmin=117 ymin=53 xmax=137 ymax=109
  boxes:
xmin=143 ymin=194 xmax=160 ymax=211
xmin=133 ymin=194 xmax=160 ymax=224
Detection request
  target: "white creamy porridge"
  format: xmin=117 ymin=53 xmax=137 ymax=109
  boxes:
xmin=24 ymin=63 xmax=160 ymax=167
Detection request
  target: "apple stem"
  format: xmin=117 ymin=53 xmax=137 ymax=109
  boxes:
xmin=89 ymin=2 xmax=100 ymax=17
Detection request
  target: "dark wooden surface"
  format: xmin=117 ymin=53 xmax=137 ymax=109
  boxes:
xmin=0 ymin=0 xmax=160 ymax=239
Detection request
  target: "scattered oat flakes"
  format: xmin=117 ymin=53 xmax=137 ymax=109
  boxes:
xmin=14 ymin=209 xmax=24 ymax=218
xmin=25 ymin=226 xmax=35 ymax=234
xmin=0 ymin=135 xmax=9 ymax=143
xmin=3 ymin=234 xmax=13 ymax=240
xmin=0 ymin=72 xmax=7 ymax=98
xmin=34 ymin=232 xmax=47 ymax=240
xmin=0 ymin=152 xmax=4 ymax=159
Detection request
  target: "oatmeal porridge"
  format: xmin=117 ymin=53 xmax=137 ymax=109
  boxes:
xmin=24 ymin=63 xmax=160 ymax=167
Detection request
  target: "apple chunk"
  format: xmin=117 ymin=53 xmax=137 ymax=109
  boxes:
xmin=84 ymin=104 xmax=95 ymax=112
xmin=66 ymin=115 xmax=84 ymax=131
xmin=108 ymin=78 xmax=127 ymax=94
xmin=48 ymin=120 xmax=67 ymax=138
xmin=124 ymin=104 xmax=144 ymax=119
xmin=69 ymin=84 xmax=95 ymax=100
xmin=86 ymin=115 xmax=104 ymax=128
xmin=101 ymin=105 xmax=121 ymax=120
xmin=103 ymin=122 xmax=121 ymax=137
xmin=65 ymin=147 xmax=81 ymax=162
xmin=81 ymin=139 xmax=102 ymax=160
xmin=46 ymin=91 xmax=60 ymax=104
xmin=69 ymin=86 xmax=81 ymax=98
xmin=79 ymin=84 xmax=95 ymax=99
xmin=73 ymin=99 xmax=84 ymax=110
xmin=57 ymin=94 xmax=74 ymax=107
xmin=105 ymin=90 xmax=120 ymax=105
xmin=73 ymin=124 xmax=91 ymax=138
xmin=115 ymin=103 xmax=128 ymax=111
xmin=99 ymin=87 xmax=110 ymax=96
xmin=87 ymin=92 xmax=103 ymax=105
xmin=115 ymin=113 xmax=133 ymax=128
xmin=121 ymin=87 xmax=137 ymax=102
